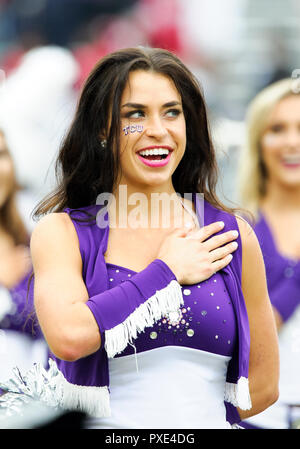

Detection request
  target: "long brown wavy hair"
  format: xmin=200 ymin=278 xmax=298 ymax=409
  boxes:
xmin=31 ymin=46 xmax=240 ymax=220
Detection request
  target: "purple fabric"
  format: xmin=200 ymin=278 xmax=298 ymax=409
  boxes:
xmin=201 ymin=198 xmax=250 ymax=379
xmin=48 ymin=195 xmax=250 ymax=425
xmin=0 ymin=269 xmax=42 ymax=339
xmin=106 ymin=263 xmax=237 ymax=357
xmin=254 ymin=212 xmax=300 ymax=323
xmin=86 ymin=259 xmax=177 ymax=332
xmin=202 ymin=198 xmax=248 ymax=425
xmin=225 ymin=401 xmax=241 ymax=426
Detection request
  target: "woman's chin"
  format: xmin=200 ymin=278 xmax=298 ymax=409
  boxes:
xmin=277 ymin=176 xmax=300 ymax=190
xmin=140 ymin=175 xmax=172 ymax=189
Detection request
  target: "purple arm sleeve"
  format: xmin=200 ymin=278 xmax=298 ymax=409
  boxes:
xmin=86 ymin=259 xmax=177 ymax=333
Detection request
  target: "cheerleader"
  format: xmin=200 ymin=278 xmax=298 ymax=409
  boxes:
xmin=1 ymin=48 xmax=279 ymax=429
xmin=0 ymin=129 xmax=47 ymax=387
xmin=238 ymin=78 xmax=300 ymax=429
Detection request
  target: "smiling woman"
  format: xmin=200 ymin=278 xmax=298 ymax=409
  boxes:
xmin=32 ymin=47 xmax=224 ymax=211
xmin=117 ymin=70 xmax=186 ymax=196
xmin=0 ymin=47 xmax=279 ymax=429
xmin=238 ymin=78 xmax=300 ymax=429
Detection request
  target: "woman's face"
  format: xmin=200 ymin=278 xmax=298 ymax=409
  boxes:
xmin=260 ymin=95 xmax=300 ymax=190
xmin=0 ymin=133 xmax=14 ymax=207
xmin=117 ymin=69 xmax=186 ymax=191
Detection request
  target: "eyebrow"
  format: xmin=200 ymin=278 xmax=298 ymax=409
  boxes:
xmin=121 ymin=101 xmax=182 ymax=109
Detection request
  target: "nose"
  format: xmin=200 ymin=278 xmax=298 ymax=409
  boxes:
xmin=285 ymin=127 xmax=300 ymax=148
xmin=145 ymin=115 xmax=168 ymax=140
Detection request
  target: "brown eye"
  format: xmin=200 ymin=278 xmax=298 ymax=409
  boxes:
xmin=165 ymin=109 xmax=182 ymax=118
xmin=270 ymin=124 xmax=285 ymax=133
xmin=124 ymin=110 xmax=145 ymax=119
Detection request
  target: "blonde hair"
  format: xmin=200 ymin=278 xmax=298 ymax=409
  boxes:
xmin=237 ymin=78 xmax=297 ymax=219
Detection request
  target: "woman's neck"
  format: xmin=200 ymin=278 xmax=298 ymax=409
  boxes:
xmin=109 ymin=183 xmax=192 ymax=230
xmin=261 ymin=181 xmax=300 ymax=213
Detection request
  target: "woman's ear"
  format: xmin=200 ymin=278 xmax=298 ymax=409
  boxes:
xmin=99 ymin=130 xmax=107 ymax=149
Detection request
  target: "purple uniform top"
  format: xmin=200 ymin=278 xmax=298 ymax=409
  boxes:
xmin=254 ymin=212 xmax=300 ymax=322
xmin=107 ymin=263 xmax=237 ymax=358
xmin=41 ymin=195 xmax=250 ymax=423
xmin=0 ymin=196 xmax=251 ymax=425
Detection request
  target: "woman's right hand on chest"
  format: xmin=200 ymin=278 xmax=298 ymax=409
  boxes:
xmin=156 ymin=222 xmax=239 ymax=285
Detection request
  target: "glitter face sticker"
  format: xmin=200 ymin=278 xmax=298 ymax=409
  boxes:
xmin=123 ymin=125 xmax=144 ymax=135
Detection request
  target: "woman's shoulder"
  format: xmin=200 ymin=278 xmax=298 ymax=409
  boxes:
xmin=235 ymin=214 xmax=255 ymax=242
xmin=204 ymin=200 xmax=257 ymax=260
xmin=30 ymin=207 xmax=106 ymax=271
xmin=204 ymin=200 xmax=249 ymax=231
xmin=30 ymin=211 xmax=79 ymax=251
xmin=32 ymin=204 xmax=102 ymax=234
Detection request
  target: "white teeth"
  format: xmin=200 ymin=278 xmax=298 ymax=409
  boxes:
xmin=138 ymin=148 xmax=170 ymax=156
xmin=282 ymin=155 xmax=300 ymax=164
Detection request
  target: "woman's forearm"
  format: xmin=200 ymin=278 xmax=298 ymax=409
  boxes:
xmin=43 ymin=259 xmax=181 ymax=361
xmin=237 ymin=374 xmax=279 ymax=420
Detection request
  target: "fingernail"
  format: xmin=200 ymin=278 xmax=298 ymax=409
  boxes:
xmin=232 ymin=230 xmax=239 ymax=237
xmin=219 ymin=221 xmax=224 ymax=228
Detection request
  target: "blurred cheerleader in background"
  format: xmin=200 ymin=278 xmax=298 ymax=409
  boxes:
xmin=0 ymin=129 xmax=47 ymax=388
xmin=238 ymin=78 xmax=300 ymax=429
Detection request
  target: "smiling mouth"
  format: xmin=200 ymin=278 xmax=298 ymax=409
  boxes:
xmin=281 ymin=155 xmax=300 ymax=167
xmin=137 ymin=148 xmax=171 ymax=161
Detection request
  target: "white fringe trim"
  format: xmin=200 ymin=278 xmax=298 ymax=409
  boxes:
xmin=105 ymin=280 xmax=184 ymax=358
xmin=47 ymin=360 xmax=111 ymax=418
xmin=49 ymin=359 xmax=111 ymax=418
xmin=225 ymin=377 xmax=252 ymax=410
xmin=0 ymin=358 xmax=111 ymax=419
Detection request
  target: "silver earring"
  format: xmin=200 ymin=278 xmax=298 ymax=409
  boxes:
xmin=100 ymin=139 xmax=107 ymax=149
